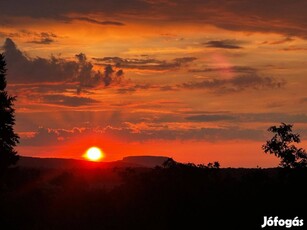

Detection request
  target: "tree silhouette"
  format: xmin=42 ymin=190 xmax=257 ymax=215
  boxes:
xmin=262 ymin=123 xmax=307 ymax=168
xmin=0 ymin=53 xmax=19 ymax=173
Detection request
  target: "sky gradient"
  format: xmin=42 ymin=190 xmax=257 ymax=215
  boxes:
xmin=1 ymin=0 xmax=307 ymax=167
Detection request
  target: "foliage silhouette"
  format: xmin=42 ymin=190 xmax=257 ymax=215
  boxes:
xmin=0 ymin=53 xmax=19 ymax=174
xmin=1 ymin=165 xmax=307 ymax=230
xmin=162 ymin=158 xmax=220 ymax=169
xmin=262 ymin=122 xmax=307 ymax=168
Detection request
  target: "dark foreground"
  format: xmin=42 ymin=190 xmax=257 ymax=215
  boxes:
xmin=1 ymin=164 xmax=307 ymax=230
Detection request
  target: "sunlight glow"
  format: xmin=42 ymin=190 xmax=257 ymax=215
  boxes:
xmin=84 ymin=147 xmax=104 ymax=161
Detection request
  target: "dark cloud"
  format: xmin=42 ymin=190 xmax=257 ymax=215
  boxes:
xmin=20 ymin=125 xmax=264 ymax=146
xmin=0 ymin=0 xmax=149 ymax=19
xmin=15 ymin=110 xmax=125 ymax=132
xmin=94 ymin=56 xmax=197 ymax=71
xmin=74 ymin=53 xmax=102 ymax=88
xmin=42 ymin=94 xmax=99 ymax=107
xmin=72 ymin=17 xmax=124 ymax=26
xmin=184 ymin=113 xmax=307 ymax=124
xmin=18 ymin=111 xmax=307 ymax=147
xmin=262 ymin=37 xmax=294 ymax=45
xmin=189 ymin=66 xmax=256 ymax=73
xmin=102 ymin=65 xmax=124 ymax=87
xmin=3 ymin=38 xmax=78 ymax=83
xmin=115 ymin=83 xmax=177 ymax=94
xmin=204 ymin=40 xmax=243 ymax=49
xmin=2 ymin=38 xmax=124 ymax=89
xmin=21 ymin=127 xmax=83 ymax=146
xmin=103 ymin=125 xmax=265 ymax=142
xmin=186 ymin=114 xmax=235 ymax=122
xmin=116 ymin=84 xmax=151 ymax=94
xmin=1 ymin=1 xmax=307 ymax=39
xmin=21 ymin=127 xmax=60 ymax=146
xmin=0 ymin=30 xmax=58 ymax=44
xmin=181 ymin=74 xmax=286 ymax=93
xmin=238 ymin=113 xmax=307 ymax=123
xmin=115 ymin=73 xmax=283 ymax=95
xmin=29 ymin=37 xmax=54 ymax=44
xmin=28 ymin=32 xmax=57 ymax=44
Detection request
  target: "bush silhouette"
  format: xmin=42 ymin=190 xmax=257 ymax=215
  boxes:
xmin=0 ymin=53 xmax=19 ymax=174
xmin=262 ymin=123 xmax=307 ymax=168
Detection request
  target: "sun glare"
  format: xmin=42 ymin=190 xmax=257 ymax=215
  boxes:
xmin=84 ymin=147 xmax=104 ymax=161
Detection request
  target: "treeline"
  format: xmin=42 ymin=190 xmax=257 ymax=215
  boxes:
xmin=1 ymin=164 xmax=307 ymax=229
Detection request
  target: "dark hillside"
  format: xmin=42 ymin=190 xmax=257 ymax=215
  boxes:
xmin=1 ymin=164 xmax=306 ymax=229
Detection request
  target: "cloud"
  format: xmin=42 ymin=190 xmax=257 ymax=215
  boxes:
xmin=21 ymin=127 xmax=84 ymax=146
xmin=114 ymin=73 xmax=283 ymax=95
xmin=20 ymin=125 xmax=264 ymax=146
xmin=28 ymin=32 xmax=57 ymax=44
xmin=181 ymin=74 xmax=286 ymax=93
xmin=262 ymin=37 xmax=294 ymax=45
xmin=2 ymin=38 xmax=124 ymax=89
xmin=18 ymin=111 xmax=307 ymax=147
xmin=3 ymin=38 xmax=78 ymax=83
xmin=186 ymin=114 xmax=235 ymax=122
xmin=115 ymin=83 xmax=177 ymax=94
xmin=42 ymin=94 xmax=99 ymax=107
xmin=93 ymin=56 xmax=197 ymax=71
xmin=1 ymin=1 xmax=307 ymax=39
xmin=204 ymin=40 xmax=243 ymax=49
xmin=281 ymin=47 xmax=307 ymax=51
xmin=189 ymin=66 xmax=256 ymax=73
xmin=72 ymin=17 xmax=124 ymax=26
xmin=0 ymin=30 xmax=58 ymax=44
xmin=102 ymin=64 xmax=124 ymax=86
xmin=100 ymin=125 xmax=265 ymax=142
xmin=184 ymin=113 xmax=307 ymax=124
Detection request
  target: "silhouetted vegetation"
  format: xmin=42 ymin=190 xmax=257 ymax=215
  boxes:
xmin=0 ymin=54 xmax=19 ymax=175
xmin=263 ymin=123 xmax=307 ymax=168
xmin=1 ymin=162 xmax=306 ymax=229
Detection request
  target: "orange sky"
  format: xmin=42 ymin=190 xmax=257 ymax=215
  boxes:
xmin=1 ymin=0 xmax=307 ymax=167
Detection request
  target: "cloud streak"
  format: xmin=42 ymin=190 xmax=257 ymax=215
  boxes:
xmin=94 ymin=56 xmax=197 ymax=71
xmin=28 ymin=32 xmax=57 ymax=44
xmin=204 ymin=40 xmax=243 ymax=49
xmin=72 ymin=17 xmax=125 ymax=26
xmin=42 ymin=94 xmax=99 ymax=107
xmin=3 ymin=1 xmax=307 ymax=38
xmin=189 ymin=66 xmax=256 ymax=74
xmin=181 ymin=74 xmax=286 ymax=93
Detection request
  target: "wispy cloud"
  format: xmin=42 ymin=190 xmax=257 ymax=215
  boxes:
xmin=2 ymin=0 xmax=307 ymax=38
xmin=0 ymin=30 xmax=58 ymax=44
xmin=42 ymin=94 xmax=99 ymax=107
xmin=204 ymin=40 xmax=243 ymax=49
xmin=181 ymin=74 xmax=286 ymax=93
xmin=185 ymin=114 xmax=235 ymax=122
xmin=262 ymin=37 xmax=294 ymax=45
xmin=94 ymin=56 xmax=197 ymax=71
xmin=189 ymin=66 xmax=256 ymax=73
xmin=28 ymin=32 xmax=57 ymax=44
xmin=72 ymin=17 xmax=125 ymax=26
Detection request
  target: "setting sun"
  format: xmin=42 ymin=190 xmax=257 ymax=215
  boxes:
xmin=84 ymin=147 xmax=104 ymax=161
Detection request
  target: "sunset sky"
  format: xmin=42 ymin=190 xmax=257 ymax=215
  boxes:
xmin=1 ymin=0 xmax=307 ymax=167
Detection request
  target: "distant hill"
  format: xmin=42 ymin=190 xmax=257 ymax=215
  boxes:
xmin=16 ymin=155 xmax=170 ymax=169
xmin=122 ymin=156 xmax=169 ymax=168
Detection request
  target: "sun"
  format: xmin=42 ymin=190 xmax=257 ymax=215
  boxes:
xmin=84 ymin=147 xmax=104 ymax=161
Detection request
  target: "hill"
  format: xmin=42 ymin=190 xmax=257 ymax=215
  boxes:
xmin=16 ymin=155 xmax=169 ymax=169
xmin=1 ymin=161 xmax=307 ymax=229
xmin=122 ymin=155 xmax=169 ymax=168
